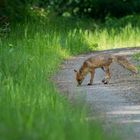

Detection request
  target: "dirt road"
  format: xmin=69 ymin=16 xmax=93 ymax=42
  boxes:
xmin=55 ymin=47 xmax=140 ymax=140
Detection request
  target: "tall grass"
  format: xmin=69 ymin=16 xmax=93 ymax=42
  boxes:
xmin=0 ymin=22 xmax=105 ymax=140
xmin=0 ymin=16 xmax=140 ymax=140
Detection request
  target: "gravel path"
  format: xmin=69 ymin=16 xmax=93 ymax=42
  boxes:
xmin=55 ymin=47 xmax=140 ymax=140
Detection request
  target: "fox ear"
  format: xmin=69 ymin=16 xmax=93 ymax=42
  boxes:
xmin=85 ymin=61 xmax=92 ymax=67
xmin=74 ymin=69 xmax=77 ymax=73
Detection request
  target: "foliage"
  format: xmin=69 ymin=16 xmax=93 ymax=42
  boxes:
xmin=0 ymin=0 xmax=39 ymax=21
xmin=1 ymin=0 xmax=140 ymax=22
xmin=39 ymin=0 xmax=140 ymax=18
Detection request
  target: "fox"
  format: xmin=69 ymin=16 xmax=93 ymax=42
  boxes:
xmin=74 ymin=54 xmax=138 ymax=86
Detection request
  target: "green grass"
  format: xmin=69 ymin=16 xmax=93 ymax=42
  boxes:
xmin=0 ymin=15 xmax=140 ymax=140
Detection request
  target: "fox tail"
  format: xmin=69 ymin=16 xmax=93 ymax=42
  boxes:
xmin=112 ymin=55 xmax=138 ymax=74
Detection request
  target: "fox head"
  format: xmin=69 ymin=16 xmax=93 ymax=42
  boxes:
xmin=74 ymin=69 xmax=85 ymax=86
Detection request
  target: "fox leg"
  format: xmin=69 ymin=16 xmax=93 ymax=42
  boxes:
xmin=88 ymin=69 xmax=95 ymax=86
xmin=101 ymin=66 xmax=105 ymax=72
xmin=102 ymin=65 xmax=111 ymax=84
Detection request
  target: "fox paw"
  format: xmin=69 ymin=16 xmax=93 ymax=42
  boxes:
xmin=87 ymin=83 xmax=93 ymax=86
xmin=102 ymin=79 xmax=109 ymax=84
xmin=103 ymin=80 xmax=109 ymax=84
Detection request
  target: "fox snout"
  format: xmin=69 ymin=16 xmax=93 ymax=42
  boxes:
xmin=77 ymin=80 xmax=82 ymax=86
xmin=74 ymin=69 xmax=84 ymax=86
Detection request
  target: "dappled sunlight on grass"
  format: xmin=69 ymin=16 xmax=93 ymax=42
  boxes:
xmin=84 ymin=24 xmax=140 ymax=50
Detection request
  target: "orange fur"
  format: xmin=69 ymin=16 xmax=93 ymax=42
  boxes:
xmin=74 ymin=54 xmax=138 ymax=86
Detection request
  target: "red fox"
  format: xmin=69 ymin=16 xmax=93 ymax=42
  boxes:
xmin=74 ymin=54 xmax=138 ymax=86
